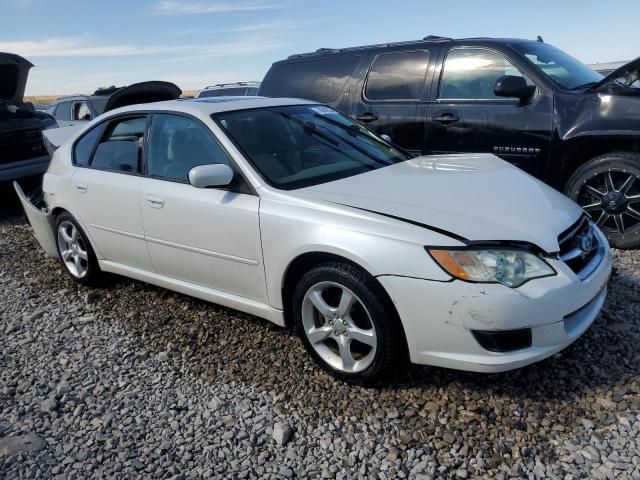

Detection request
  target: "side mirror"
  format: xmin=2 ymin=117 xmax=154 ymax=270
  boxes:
xmin=188 ymin=163 xmax=234 ymax=188
xmin=494 ymin=75 xmax=536 ymax=102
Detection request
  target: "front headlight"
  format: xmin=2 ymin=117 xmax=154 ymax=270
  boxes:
xmin=428 ymin=248 xmax=556 ymax=287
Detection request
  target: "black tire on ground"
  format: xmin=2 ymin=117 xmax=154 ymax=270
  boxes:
xmin=55 ymin=211 xmax=103 ymax=286
xmin=292 ymin=261 xmax=407 ymax=386
xmin=564 ymin=152 xmax=640 ymax=249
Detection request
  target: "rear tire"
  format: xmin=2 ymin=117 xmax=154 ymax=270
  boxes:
xmin=55 ymin=212 xmax=103 ymax=286
xmin=564 ymin=152 xmax=640 ymax=249
xmin=293 ymin=261 xmax=407 ymax=386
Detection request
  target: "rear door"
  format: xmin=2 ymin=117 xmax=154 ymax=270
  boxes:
xmin=352 ymin=49 xmax=435 ymax=155
xmin=427 ymin=46 xmax=553 ymax=177
xmin=70 ymin=114 xmax=154 ymax=271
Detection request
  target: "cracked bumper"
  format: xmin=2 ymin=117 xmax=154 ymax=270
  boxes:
xmin=378 ymin=240 xmax=611 ymax=373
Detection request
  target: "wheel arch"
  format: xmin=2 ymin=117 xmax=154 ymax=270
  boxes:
xmin=558 ymin=135 xmax=640 ymax=190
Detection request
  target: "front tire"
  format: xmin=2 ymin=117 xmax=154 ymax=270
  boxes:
xmin=293 ymin=262 xmax=406 ymax=386
xmin=55 ymin=212 xmax=102 ymax=286
xmin=564 ymin=152 xmax=640 ymax=249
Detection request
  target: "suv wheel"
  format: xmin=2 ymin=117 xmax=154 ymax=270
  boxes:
xmin=565 ymin=152 xmax=640 ymax=249
xmin=55 ymin=212 xmax=103 ymax=285
xmin=293 ymin=262 xmax=406 ymax=386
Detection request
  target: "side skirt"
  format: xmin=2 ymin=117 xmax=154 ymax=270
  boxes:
xmin=99 ymin=260 xmax=285 ymax=327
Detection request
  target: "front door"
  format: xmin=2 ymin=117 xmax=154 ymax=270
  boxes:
xmin=71 ymin=114 xmax=153 ymax=271
xmin=139 ymin=113 xmax=267 ymax=302
xmin=428 ymin=46 xmax=552 ymax=177
xmin=353 ymin=50 xmax=433 ymax=156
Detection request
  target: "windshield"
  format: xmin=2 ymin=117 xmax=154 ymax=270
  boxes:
xmin=514 ymin=43 xmax=603 ymax=89
xmin=89 ymin=97 xmax=108 ymax=115
xmin=213 ymin=104 xmax=409 ymax=190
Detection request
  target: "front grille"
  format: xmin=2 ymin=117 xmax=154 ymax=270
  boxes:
xmin=558 ymin=216 xmax=603 ymax=280
xmin=0 ymin=128 xmax=47 ymax=165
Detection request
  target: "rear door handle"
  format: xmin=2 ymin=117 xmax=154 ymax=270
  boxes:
xmin=356 ymin=112 xmax=378 ymax=123
xmin=433 ymin=113 xmax=460 ymax=125
xmin=73 ymin=183 xmax=88 ymax=193
xmin=146 ymin=195 xmax=165 ymax=209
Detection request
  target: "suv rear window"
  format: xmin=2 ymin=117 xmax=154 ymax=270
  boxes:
xmin=365 ymin=51 xmax=430 ymax=101
xmin=260 ymin=56 xmax=359 ymax=103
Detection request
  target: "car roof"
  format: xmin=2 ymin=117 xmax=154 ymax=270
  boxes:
xmin=105 ymin=96 xmax=316 ymax=117
xmin=53 ymin=95 xmax=107 ymax=103
xmin=284 ymin=37 xmax=539 ymax=60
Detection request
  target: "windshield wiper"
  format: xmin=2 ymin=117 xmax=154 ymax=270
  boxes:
xmin=280 ymin=112 xmax=338 ymax=146
xmin=571 ymin=81 xmax=599 ymax=91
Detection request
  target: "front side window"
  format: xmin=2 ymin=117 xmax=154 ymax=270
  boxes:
xmin=90 ymin=116 xmax=146 ymax=173
xmin=439 ymin=48 xmax=528 ymax=100
xmin=147 ymin=114 xmax=231 ymax=182
xmin=73 ymin=101 xmax=92 ymax=121
xmin=365 ymin=51 xmax=429 ymax=101
xmin=214 ymin=105 xmax=408 ymax=190
xmin=260 ymin=57 xmax=359 ymax=103
xmin=514 ymin=42 xmax=602 ymax=90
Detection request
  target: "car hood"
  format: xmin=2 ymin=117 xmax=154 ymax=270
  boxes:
xmin=103 ymin=81 xmax=182 ymax=112
xmin=0 ymin=52 xmax=32 ymax=105
xmin=294 ymin=154 xmax=583 ymax=253
xmin=593 ymin=56 xmax=640 ymax=93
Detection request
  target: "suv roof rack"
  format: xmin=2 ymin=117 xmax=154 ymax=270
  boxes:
xmin=288 ymin=36 xmax=454 ymax=59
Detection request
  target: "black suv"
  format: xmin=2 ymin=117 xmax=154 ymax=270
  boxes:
xmin=1 ymin=52 xmax=57 ymax=182
xmin=260 ymin=36 xmax=640 ymax=248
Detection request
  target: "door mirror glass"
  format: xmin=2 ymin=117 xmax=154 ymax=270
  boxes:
xmin=494 ymin=75 xmax=536 ymax=101
xmin=188 ymin=163 xmax=234 ymax=188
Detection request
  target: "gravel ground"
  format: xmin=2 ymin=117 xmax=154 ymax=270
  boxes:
xmin=0 ymin=199 xmax=639 ymax=479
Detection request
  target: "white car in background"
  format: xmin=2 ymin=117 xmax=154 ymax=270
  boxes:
xmin=16 ymin=97 xmax=611 ymax=385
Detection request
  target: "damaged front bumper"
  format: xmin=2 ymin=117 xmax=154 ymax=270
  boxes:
xmin=13 ymin=181 xmax=59 ymax=259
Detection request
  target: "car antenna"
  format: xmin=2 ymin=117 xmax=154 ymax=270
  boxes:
xmin=536 ymin=35 xmax=544 ymax=43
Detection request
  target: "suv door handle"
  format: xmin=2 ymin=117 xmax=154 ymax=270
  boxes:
xmin=73 ymin=183 xmax=88 ymax=193
xmin=146 ymin=195 xmax=165 ymax=209
xmin=356 ymin=112 xmax=378 ymax=123
xmin=433 ymin=113 xmax=460 ymax=125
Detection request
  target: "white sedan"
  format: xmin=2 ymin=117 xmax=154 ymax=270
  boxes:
xmin=17 ymin=97 xmax=611 ymax=385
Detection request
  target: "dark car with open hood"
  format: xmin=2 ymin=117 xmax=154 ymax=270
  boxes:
xmin=260 ymin=37 xmax=640 ymax=248
xmin=0 ymin=52 xmax=58 ymax=182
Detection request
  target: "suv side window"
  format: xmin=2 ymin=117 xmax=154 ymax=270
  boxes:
xmin=90 ymin=116 xmax=147 ymax=173
xmin=73 ymin=101 xmax=92 ymax=121
xmin=364 ymin=51 xmax=430 ymax=101
xmin=439 ymin=48 xmax=528 ymax=100
xmin=147 ymin=114 xmax=231 ymax=183
xmin=260 ymin=56 xmax=359 ymax=103
xmin=55 ymin=101 xmax=71 ymax=121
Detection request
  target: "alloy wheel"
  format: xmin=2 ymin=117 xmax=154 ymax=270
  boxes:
xmin=301 ymin=281 xmax=377 ymax=373
xmin=57 ymin=220 xmax=89 ymax=278
xmin=578 ymin=170 xmax=640 ymax=234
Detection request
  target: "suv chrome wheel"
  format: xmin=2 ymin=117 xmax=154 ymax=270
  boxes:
xmin=57 ymin=220 xmax=89 ymax=278
xmin=301 ymin=281 xmax=377 ymax=373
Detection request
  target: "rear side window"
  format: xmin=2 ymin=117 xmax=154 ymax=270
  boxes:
xmin=90 ymin=116 xmax=146 ymax=173
xmin=73 ymin=125 xmax=104 ymax=166
xmin=439 ymin=48 xmax=528 ymax=100
xmin=73 ymin=101 xmax=92 ymax=121
xmin=364 ymin=51 xmax=430 ymax=101
xmin=55 ymin=102 xmax=72 ymax=121
xmin=260 ymin=56 xmax=358 ymax=103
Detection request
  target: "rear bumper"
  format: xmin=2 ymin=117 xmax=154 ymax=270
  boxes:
xmin=0 ymin=155 xmax=50 ymax=182
xmin=13 ymin=181 xmax=59 ymax=258
xmin=379 ymin=233 xmax=612 ymax=373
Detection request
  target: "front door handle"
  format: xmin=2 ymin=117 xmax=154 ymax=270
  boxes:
xmin=146 ymin=195 xmax=165 ymax=209
xmin=73 ymin=183 xmax=88 ymax=193
xmin=356 ymin=112 xmax=378 ymax=123
xmin=433 ymin=113 xmax=460 ymax=125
